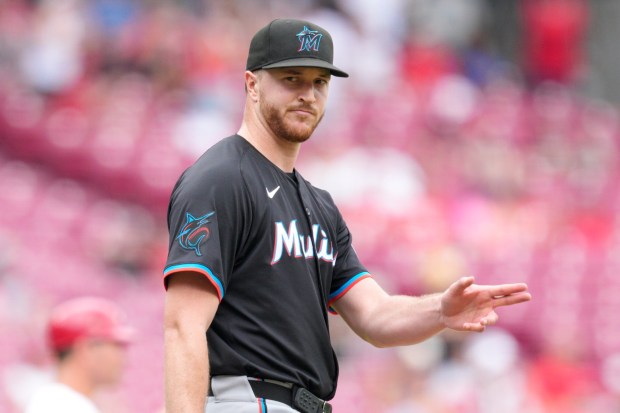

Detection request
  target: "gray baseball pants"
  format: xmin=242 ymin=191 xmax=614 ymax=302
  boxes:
xmin=205 ymin=376 xmax=299 ymax=412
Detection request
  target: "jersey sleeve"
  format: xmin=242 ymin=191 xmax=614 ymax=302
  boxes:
xmin=163 ymin=162 xmax=250 ymax=301
xmin=327 ymin=210 xmax=371 ymax=313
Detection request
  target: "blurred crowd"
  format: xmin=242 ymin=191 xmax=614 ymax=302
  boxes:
xmin=1 ymin=0 xmax=620 ymax=412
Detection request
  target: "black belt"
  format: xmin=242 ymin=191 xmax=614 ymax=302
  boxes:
xmin=208 ymin=379 xmax=332 ymax=413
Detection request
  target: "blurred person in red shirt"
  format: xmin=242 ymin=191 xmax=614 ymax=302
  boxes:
xmin=521 ymin=0 xmax=589 ymax=86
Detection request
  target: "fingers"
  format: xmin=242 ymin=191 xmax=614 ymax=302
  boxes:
xmin=462 ymin=322 xmax=486 ymax=333
xmin=481 ymin=310 xmax=499 ymax=326
xmin=450 ymin=276 xmax=475 ymax=294
xmin=461 ymin=311 xmax=499 ymax=333
xmin=493 ymin=291 xmax=532 ymax=307
xmin=488 ymin=283 xmax=529 ymax=298
xmin=452 ymin=279 xmax=530 ymax=300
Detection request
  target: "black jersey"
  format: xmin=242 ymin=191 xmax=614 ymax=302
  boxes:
xmin=164 ymin=135 xmax=370 ymax=400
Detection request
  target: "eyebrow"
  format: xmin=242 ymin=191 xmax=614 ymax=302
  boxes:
xmin=280 ymin=68 xmax=331 ymax=78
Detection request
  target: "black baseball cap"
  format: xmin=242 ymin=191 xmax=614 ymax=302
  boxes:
xmin=246 ymin=19 xmax=349 ymax=78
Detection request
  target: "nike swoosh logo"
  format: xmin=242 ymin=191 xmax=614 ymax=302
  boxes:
xmin=266 ymin=186 xmax=281 ymax=199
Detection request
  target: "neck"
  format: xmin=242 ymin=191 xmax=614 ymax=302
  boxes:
xmin=57 ymin=361 xmax=95 ymax=398
xmin=238 ymin=107 xmax=301 ymax=173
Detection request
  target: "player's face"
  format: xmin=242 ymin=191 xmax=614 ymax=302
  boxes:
xmin=85 ymin=340 xmax=129 ymax=386
xmin=256 ymin=67 xmax=330 ymax=143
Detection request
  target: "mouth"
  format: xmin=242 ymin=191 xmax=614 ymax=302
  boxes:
xmin=289 ymin=107 xmax=317 ymax=117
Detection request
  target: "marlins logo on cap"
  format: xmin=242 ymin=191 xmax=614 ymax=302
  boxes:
xmin=246 ymin=19 xmax=349 ymax=77
xmin=297 ymin=26 xmax=322 ymax=52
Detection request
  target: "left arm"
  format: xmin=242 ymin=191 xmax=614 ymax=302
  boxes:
xmin=332 ymin=276 xmax=531 ymax=348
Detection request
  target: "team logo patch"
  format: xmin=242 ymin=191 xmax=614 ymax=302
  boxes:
xmin=176 ymin=212 xmax=214 ymax=256
xmin=296 ymin=26 xmax=322 ymax=52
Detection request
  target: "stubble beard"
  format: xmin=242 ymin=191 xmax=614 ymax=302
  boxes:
xmin=261 ymin=100 xmax=324 ymax=144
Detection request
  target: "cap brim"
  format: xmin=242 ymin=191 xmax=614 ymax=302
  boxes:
xmin=261 ymin=58 xmax=349 ymax=78
xmin=110 ymin=326 xmax=135 ymax=344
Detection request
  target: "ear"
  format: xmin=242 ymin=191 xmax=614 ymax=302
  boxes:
xmin=245 ymin=71 xmax=260 ymax=102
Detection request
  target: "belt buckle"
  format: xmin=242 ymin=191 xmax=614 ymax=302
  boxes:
xmin=294 ymin=387 xmax=332 ymax=413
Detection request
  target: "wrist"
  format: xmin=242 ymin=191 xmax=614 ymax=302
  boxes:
xmin=422 ymin=292 xmax=447 ymax=330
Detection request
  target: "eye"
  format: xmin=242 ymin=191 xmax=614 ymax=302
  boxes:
xmin=285 ymin=76 xmax=299 ymax=83
xmin=315 ymin=78 xmax=329 ymax=86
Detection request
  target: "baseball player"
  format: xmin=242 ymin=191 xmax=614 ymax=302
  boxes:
xmin=163 ymin=18 xmax=531 ymax=413
xmin=25 ymin=297 xmax=133 ymax=413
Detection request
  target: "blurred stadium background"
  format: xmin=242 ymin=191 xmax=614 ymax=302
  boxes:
xmin=2 ymin=0 xmax=620 ymax=412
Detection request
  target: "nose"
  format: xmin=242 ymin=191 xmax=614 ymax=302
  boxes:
xmin=297 ymin=82 xmax=317 ymax=103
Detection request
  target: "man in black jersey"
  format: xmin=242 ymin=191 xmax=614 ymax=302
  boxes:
xmin=163 ymin=18 xmax=531 ymax=413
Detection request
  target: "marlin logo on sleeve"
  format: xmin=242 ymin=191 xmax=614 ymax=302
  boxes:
xmin=176 ymin=211 xmax=215 ymax=256
xmin=296 ymin=26 xmax=323 ymax=52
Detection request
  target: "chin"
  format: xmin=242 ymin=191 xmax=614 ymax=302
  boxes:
xmin=264 ymin=106 xmax=320 ymax=143
xmin=287 ymin=128 xmax=315 ymax=143
xmin=276 ymin=121 xmax=314 ymax=143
